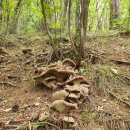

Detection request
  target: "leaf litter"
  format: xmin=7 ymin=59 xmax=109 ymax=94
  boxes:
xmin=0 ymin=36 xmax=130 ymax=130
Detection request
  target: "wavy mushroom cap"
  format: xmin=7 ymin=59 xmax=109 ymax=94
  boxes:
xmin=66 ymin=76 xmax=89 ymax=85
xmin=62 ymin=58 xmax=76 ymax=68
xmin=50 ymin=100 xmax=78 ymax=113
xmin=52 ymin=90 xmax=69 ymax=101
xmin=65 ymin=85 xmax=81 ymax=93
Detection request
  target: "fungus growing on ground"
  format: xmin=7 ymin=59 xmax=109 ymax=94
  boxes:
xmin=34 ymin=68 xmax=75 ymax=89
xmin=52 ymin=90 xmax=69 ymax=101
xmin=34 ymin=59 xmax=90 ymax=114
xmin=62 ymin=58 xmax=76 ymax=69
xmin=66 ymin=76 xmax=89 ymax=85
xmin=50 ymin=100 xmax=78 ymax=113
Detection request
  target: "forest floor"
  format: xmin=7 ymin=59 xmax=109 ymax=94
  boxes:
xmin=0 ymin=34 xmax=130 ymax=130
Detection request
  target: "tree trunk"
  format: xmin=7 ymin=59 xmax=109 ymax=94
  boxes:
xmin=83 ymin=0 xmax=90 ymax=39
xmin=75 ymin=0 xmax=80 ymax=34
xmin=0 ymin=0 xmax=2 ymax=22
xmin=41 ymin=0 xmax=59 ymax=59
xmin=68 ymin=0 xmax=72 ymax=33
xmin=9 ymin=0 xmax=22 ymax=34
xmin=5 ymin=0 xmax=10 ymax=34
xmin=109 ymin=0 xmax=120 ymax=29
xmin=128 ymin=0 xmax=130 ymax=29
xmin=79 ymin=0 xmax=90 ymax=58
xmin=61 ymin=0 xmax=68 ymax=31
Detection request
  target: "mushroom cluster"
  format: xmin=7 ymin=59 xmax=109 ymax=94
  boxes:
xmin=34 ymin=59 xmax=90 ymax=113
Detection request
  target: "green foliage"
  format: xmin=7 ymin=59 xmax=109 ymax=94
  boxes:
xmin=80 ymin=66 xmax=89 ymax=76
xmin=0 ymin=0 xmax=129 ymax=34
xmin=80 ymin=108 xmax=93 ymax=120
xmin=34 ymin=120 xmax=48 ymax=129
xmin=99 ymin=65 xmax=117 ymax=78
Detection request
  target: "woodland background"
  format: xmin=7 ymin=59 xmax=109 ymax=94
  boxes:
xmin=0 ymin=0 xmax=129 ymax=35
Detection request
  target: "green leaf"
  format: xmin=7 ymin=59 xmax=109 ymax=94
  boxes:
xmin=34 ymin=120 xmax=48 ymax=129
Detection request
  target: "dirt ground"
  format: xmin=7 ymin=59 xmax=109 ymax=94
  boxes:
xmin=0 ymin=34 xmax=130 ymax=130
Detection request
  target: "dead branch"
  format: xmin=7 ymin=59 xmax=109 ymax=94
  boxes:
xmin=108 ymin=90 xmax=130 ymax=108
xmin=111 ymin=59 xmax=130 ymax=66
xmin=0 ymin=82 xmax=18 ymax=87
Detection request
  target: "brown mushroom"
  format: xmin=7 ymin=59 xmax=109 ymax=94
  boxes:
xmin=34 ymin=68 xmax=75 ymax=82
xmin=80 ymin=84 xmax=89 ymax=96
xmin=65 ymin=85 xmax=81 ymax=93
xmin=66 ymin=76 xmax=89 ymax=85
xmin=50 ymin=100 xmax=78 ymax=113
xmin=52 ymin=90 xmax=69 ymax=101
xmin=62 ymin=58 xmax=76 ymax=69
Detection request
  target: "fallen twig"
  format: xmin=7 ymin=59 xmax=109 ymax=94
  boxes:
xmin=108 ymin=90 xmax=130 ymax=108
xmin=5 ymin=122 xmax=27 ymax=130
xmin=29 ymin=121 xmax=31 ymax=130
xmin=0 ymin=82 xmax=18 ymax=87
xmin=111 ymin=59 xmax=130 ymax=66
xmin=105 ymin=84 xmax=130 ymax=108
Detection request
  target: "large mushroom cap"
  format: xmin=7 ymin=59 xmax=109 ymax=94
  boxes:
xmin=34 ymin=68 xmax=75 ymax=81
xmin=52 ymin=90 xmax=69 ymax=101
xmin=65 ymin=85 xmax=81 ymax=93
xmin=66 ymin=76 xmax=89 ymax=85
xmin=62 ymin=59 xmax=76 ymax=68
xmin=50 ymin=100 xmax=78 ymax=113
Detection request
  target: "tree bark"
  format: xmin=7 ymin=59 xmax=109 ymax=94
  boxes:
xmin=75 ymin=0 xmax=80 ymax=34
xmin=0 ymin=0 xmax=3 ymax=22
xmin=128 ymin=0 xmax=130 ymax=29
xmin=109 ymin=0 xmax=120 ymax=29
xmin=41 ymin=0 xmax=59 ymax=59
xmin=68 ymin=0 xmax=72 ymax=33
xmin=82 ymin=0 xmax=90 ymax=39
xmin=9 ymin=0 xmax=22 ymax=34
xmin=79 ymin=0 xmax=90 ymax=58
xmin=61 ymin=0 xmax=68 ymax=31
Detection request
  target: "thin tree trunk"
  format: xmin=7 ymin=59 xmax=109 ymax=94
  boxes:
xmin=128 ymin=0 xmax=130 ymax=29
xmin=68 ymin=0 xmax=77 ymax=55
xmin=41 ymin=0 xmax=58 ymax=59
xmin=79 ymin=0 xmax=90 ymax=58
xmin=5 ymin=0 xmax=10 ymax=34
xmin=75 ymin=0 xmax=80 ymax=34
xmin=61 ymin=0 xmax=68 ymax=31
xmin=109 ymin=0 xmax=120 ymax=29
xmin=68 ymin=0 xmax=72 ymax=34
xmin=83 ymin=0 xmax=90 ymax=39
xmin=52 ymin=0 xmax=57 ymax=38
xmin=0 ymin=0 xmax=2 ymax=22
xmin=9 ymin=0 xmax=22 ymax=34
xmin=80 ymin=0 xmax=85 ymax=58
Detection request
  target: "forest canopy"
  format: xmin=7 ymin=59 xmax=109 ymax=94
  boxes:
xmin=0 ymin=0 xmax=130 ymax=35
